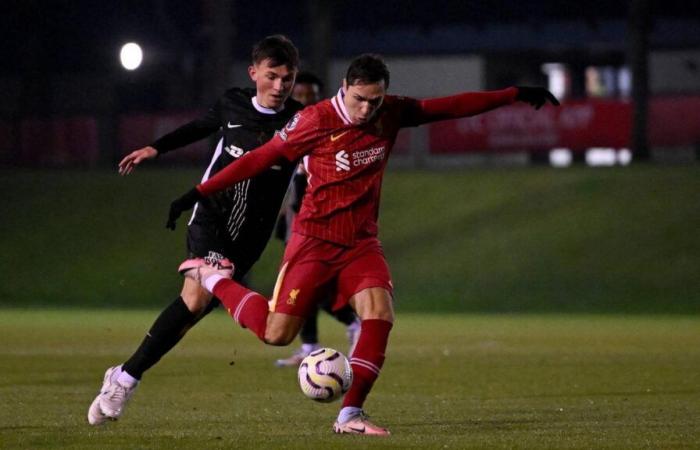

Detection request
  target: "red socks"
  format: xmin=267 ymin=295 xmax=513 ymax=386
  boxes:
xmin=212 ymin=279 xmax=269 ymax=341
xmin=342 ymin=319 xmax=393 ymax=408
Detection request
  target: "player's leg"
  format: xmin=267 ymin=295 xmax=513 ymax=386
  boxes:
xmin=88 ymin=222 xmax=226 ymax=425
xmin=191 ymin=232 xmax=335 ymax=346
xmin=122 ymin=279 xmax=213 ymax=378
xmin=87 ymin=278 xmax=215 ymax=425
xmin=275 ymin=305 xmax=322 ymax=367
xmin=333 ymin=287 xmax=393 ymax=436
xmin=87 ymin=279 xmax=214 ymax=425
xmin=332 ymin=239 xmax=394 ymax=436
xmin=192 ymin=262 xmax=328 ymax=346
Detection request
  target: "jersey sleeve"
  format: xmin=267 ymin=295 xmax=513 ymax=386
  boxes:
xmin=151 ymin=97 xmax=223 ymax=154
xmin=196 ymin=139 xmax=288 ymax=196
xmin=398 ymin=87 xmax=518 ymax=127
xmin=273 ymin=107 xmax=321 ymax=161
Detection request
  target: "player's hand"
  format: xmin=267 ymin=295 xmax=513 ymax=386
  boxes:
xmin=166 ymin=187 xmax=203 ymax=230
xmin=515 ymin=86 xmax=560 ymax=109
xmin=118 ymin=146 xmax=158 ymax=175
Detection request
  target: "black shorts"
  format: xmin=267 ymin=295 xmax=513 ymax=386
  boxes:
xmin=185 ymin=221 xmax=261 ymax=282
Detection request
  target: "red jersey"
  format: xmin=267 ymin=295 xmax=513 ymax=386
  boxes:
xmin=197 ymin=87 xmax=518 ymax=246
xmin=273 ymin=91 xmax=421 ymax=245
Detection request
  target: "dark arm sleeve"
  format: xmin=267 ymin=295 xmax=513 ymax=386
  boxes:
xmin=401 ymin=87 xmax=518 ymax=127
xmin=150 ymin=99 xmax=222 ymax=154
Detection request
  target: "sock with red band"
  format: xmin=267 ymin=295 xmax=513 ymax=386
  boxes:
xmin=342 ymin=319 xmax=393 ymax=410
xmin=212 ymin=278 xmax=269 ymax=341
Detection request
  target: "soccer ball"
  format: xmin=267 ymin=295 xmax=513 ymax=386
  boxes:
xmin=298 ymin=348 xmax=353 ymax=402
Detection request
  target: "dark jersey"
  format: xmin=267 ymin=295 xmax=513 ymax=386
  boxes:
xmin=151 ymin=87 xmax=302 ymax=271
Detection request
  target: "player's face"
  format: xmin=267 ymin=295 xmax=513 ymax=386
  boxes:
xmin=249 ymin=58 xmax=296 ymax=109
xmin=342 ymin=80 xmax=386 ymax=125
xmin=292 ymin=83 xmax=321 ymax=106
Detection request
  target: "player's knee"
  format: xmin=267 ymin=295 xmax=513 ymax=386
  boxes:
xmin=181 ymin=283 xmax=213 ymax=316
xmin=351 ymin=288 xmax=394 ymax=322
xmin=264 ymin=313 xmax=302 ymax=346
xmin=263 ymin=328 xmax=295 ymax=346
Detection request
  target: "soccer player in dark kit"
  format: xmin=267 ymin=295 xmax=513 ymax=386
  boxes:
xmin=166 ymin=54 xmax=559 ymax=435
xmin=87 ymin=35 xmax=303 ymax=425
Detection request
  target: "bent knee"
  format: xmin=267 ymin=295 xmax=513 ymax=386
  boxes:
xmin=263 ymin=330 xmax=295 ymax=346
xmin=263 ymin=313 xmax=303 ymax=346
xmin=181 ymin=284 xmax=212 ymax=315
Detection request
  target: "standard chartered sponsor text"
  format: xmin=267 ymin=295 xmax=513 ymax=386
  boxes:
xmin=353 ymin=146 xmax=385 ymax=166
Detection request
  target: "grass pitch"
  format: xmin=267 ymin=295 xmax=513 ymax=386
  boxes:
xmin=1 ymin=309 xmax=699 ymax=449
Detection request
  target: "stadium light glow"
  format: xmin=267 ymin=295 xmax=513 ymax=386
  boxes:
xmin=120 ymin=42 xmax=143 ymax=71
xmin=549 ymin=148 xmax=573 ymax=168
xmin=586 ymin=148 xmax=617 ymax=167
xmin=617 ymin=148 xmax=633 ymax=165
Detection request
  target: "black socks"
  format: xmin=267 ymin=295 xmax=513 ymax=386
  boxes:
xmin=122 ymin=296 xmax=197 ymax=379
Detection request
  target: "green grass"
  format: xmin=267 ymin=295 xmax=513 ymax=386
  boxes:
xmin=1 ymin=166 xmax=698 ymax=312
xmin=1 ymin=310 xmax=699 ymax=449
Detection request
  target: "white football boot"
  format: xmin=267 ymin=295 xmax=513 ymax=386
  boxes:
xmin=87 ymin=365 xmax=138 ymax=425
xmin=333 ymin=411 xmax=390 ymax=436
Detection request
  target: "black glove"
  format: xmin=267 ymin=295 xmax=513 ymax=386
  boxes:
xmin=166 ymin=187 xmax=203 ymax=230
xmin=515 ymin=86 xmax=560 ymax=109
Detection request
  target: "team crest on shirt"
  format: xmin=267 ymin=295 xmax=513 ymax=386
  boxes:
xmin=287 ymin=288 xmax=300 ymax=305
xmin=285 ymin=113 xmax=301 ymax=131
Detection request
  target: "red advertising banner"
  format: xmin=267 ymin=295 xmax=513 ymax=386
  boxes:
xmin=118 ymin=111 xmax=209 ymax=163
xmin=428 ymin=96 xmax=700 ymax=154
xmin=18 ymin=117 xmax=99 ymax=166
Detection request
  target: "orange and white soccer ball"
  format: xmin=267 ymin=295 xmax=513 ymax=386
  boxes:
xmin=298 ymin=348 xmax=353 ymax=402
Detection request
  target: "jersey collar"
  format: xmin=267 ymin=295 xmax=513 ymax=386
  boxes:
xmin=331 ymin=88 xmax=352 ymax=125
xmin=251 ymin=96 xmax=284 ymax=114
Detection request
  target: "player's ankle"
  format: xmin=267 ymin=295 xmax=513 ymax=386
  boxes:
xmin=337 ymin=406 xmax=362 ymax=424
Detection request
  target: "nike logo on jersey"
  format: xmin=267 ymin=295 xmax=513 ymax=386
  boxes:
xmin=227 ymin=122 xmax=242 ymax=128
xmin=330 ymin=130 xmax=350 ymax=141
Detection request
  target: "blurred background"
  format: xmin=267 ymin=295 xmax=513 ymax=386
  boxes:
xmin=1 ymin=0 xmax=698 ymax=312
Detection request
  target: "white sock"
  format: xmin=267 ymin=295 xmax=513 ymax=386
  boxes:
xmin=117 ymin=367 xmax=139 ymax=388
xmin=301 ymin=343 xmax=320 ymax=354
xmin=203 ymin=274 xmax=226 ymax=293
xmin=337 ymin=406 xmax=362 ymax=424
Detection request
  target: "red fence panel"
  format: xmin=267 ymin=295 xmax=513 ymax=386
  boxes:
xmin=428 ymin=96 xmax=700 ymax=154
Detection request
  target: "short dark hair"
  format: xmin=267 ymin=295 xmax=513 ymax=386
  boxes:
xmin=252 ymin=35 xmax=299 ymax=70
xmin=345 ymin=54 xmax=390 ymax=88
xmin=295 ymin=71 xmax=324 ymax=92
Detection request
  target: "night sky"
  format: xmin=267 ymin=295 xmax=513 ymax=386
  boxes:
xmin=3 ymin=0 xmax=697 ymax=76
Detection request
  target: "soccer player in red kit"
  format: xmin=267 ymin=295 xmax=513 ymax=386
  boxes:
xmin=166 ymin=54 xmax=559 ymax=435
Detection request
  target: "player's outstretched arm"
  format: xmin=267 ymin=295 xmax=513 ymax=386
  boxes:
xmin=118 ymin=146 xmax=158 ymax=175
xmin=121 ymin=102 xmax=223 ymax=176
xmin=165 ymin=139 xmax=289 ymax=230
xmin=407 ymin=86 xmax=558 ymax=126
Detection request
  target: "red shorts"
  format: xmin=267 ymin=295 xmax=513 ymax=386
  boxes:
xmin=269 ymin=232 xmax=393 ymax=318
